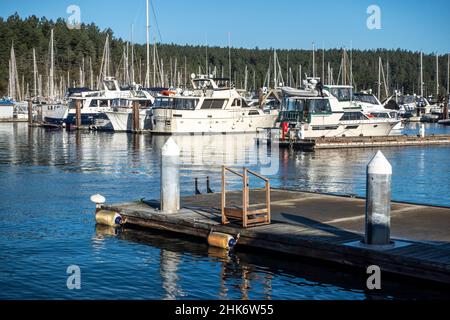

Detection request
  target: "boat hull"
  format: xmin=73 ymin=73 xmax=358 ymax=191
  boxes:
xmin=40 ymin=104 xmax=68 ymax=125
xmin=65 ymin=112 xmax=109 ymax=126
xmin=105 ymin=110 xmax=150 ymax=132
xmin=151 ymin=109 xmax=277 ymax=134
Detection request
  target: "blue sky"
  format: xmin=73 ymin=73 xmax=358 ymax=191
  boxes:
xmin=1 ymin=0 xmax=449 ymax=54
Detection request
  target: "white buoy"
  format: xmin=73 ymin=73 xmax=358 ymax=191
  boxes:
xmin=365 ymin=151 xmax=392 ymax=246
xmin=90 ymin=194 xmax=106 ymax=212
xmin=161 ymin=137 xmax=180 ymax=213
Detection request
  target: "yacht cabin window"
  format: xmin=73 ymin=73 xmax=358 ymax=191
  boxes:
xmin=153 ymin=98 xmax=199 ymax=110
xmin=371 ymin=112 xmax=389 ymax=118
xmin=112 ymin=99 xmax=129 ymax=107
xmin=231 ymin=99 xmax=249 ymax=108
xmin=200 ymin=99 xmax=226 ymax=109
xmin=340 ymin=112 xmax=368 ymax=121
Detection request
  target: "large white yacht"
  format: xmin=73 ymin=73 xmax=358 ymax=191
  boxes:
xmin=151 ymin=75 xmax=277 ymax=134
xmin=276 ymin=81 xmax=400 ymax=138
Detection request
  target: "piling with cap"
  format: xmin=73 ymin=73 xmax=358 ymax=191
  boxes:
xmin=365 ymin=150 xmax=392 ymax=246
xmin=419 ymin=123 xmax=425 ymax=138
xmin=161 ymin=137 xmax=180 ymax=213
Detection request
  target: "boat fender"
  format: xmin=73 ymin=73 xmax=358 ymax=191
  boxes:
xmin=207 ymin=231 xmax=240 ymax=250
xmin=95 ymin=210 xmax=123 ymax=227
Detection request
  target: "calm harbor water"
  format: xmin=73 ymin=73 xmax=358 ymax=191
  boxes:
xmin=0 ymin=122 xmax=449 ymax=300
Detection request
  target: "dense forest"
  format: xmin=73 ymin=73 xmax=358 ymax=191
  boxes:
xmin=1 ymin=13 xmax=449 ymax=100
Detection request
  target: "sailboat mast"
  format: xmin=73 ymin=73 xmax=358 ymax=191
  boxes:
xmin=50 ymin=29 xmax=54 ymax=99
xmin=322 ymin=43 xmax=325 ymax=82
xmin=33 ymin=48 xmax=37 ymax=98
xmin=244 ymin=65 xmax=248 ymax=92
xmin=153 ymin=38 xmax=157 ymax=87
xmin=89 ymin=57 xmax=93 ymax=89
xmin=420 ymin=52 xmax=423 ymax=97
xmin=312 ymin=42 xmax=315 ymax=78
xmin=386 ymin=60 xmax=390 ymax=98
xmin=228 ymin=32 xmax=231 ymax=86
xmin=436 ymin=54 xmax=439 ymax=98
xmin=378 ymin=57 xmax=381 ymax=101
xmin=146 ymin=0 xmax=150 ymax=87
xmin=131 ymin=24 xmax=135 ymax=83
xmin=273 ymin=50 xmax=277 ymax=88
xmin=447 ymin=53 xmax=450 ymax=95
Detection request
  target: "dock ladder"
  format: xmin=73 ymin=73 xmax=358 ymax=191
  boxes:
xmin=221 ymin=166 xmax=271 ymax=228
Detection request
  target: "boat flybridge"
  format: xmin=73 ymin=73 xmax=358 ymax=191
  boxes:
xmin=276 ymin=79 xmax=401 ymax=138
xmin=151 ymin=74 xmax=277 ymax=134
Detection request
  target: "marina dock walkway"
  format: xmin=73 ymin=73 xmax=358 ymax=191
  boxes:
xmin=103 ymin=189 xmax=450 ymax=284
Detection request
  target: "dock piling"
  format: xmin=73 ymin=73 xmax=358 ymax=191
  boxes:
xmin=365 ymin=151 xmax=392 ymax=246
xmin=27 ymin=100 xmax=33 ymax=125
xmin=75 ymin=99 xmax=81 ymax=129
xmin=419 ymin=123 xmax=425 ymax=138
xmin=161 ymin=138 xmax=180 ymax=213
xmin=132 ymin=101 xmax=140 ymax=132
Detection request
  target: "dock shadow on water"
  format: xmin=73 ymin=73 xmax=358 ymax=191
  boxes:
xmin=95 ymin=225 xmax=450 ymax=300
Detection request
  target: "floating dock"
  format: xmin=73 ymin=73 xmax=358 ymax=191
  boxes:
xmin=276 ymin=135 xmax=450 ymax=150
xmin=102 ymin=189 xmax=450 ymax=285
xmin=0 ymin=118 xmax=28 ymax=123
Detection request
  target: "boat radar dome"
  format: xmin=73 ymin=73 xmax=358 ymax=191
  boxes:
xmin=90 ymin=194 xmax=106 ymax=204
xmin=191 ymin=73 xmax=196 ymax=79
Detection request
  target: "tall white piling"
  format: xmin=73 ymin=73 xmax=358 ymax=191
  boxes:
xmin=161 ymin=137 xmax=180 ymax=213
xmin=419 ymin=123 xmax=425 ymax=138
xmin=365 ymin=151 xmax=392 ymax=246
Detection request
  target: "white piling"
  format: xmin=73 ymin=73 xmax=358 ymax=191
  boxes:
xmin=365 ymin=151 xmax=392 ymax=246
xmin=161 ymin=137 xmax=180 ymax=213
xmin=419 ymin=123 xmax=425 ymax=138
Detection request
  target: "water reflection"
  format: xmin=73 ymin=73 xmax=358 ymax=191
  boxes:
xmin=94 ymin=226 xmax=450 ymax=300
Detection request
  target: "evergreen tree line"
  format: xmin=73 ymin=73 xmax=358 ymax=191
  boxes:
xmin=1 ymin=13 xmax=449 ymax=100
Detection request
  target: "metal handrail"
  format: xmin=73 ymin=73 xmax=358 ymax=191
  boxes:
xmin=221 ymin=166 xmax=271 ymax=227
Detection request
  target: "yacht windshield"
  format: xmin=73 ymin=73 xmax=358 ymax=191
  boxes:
xmin=153 ymin=98 xmax=199 ymax=110
xmin=328 ymin=88 xmax=352 ymax=102
xmin=279 ymin=98 xmax=331 ymax=123
xmin=354 ymin=94 xmax=378 ymax=105
xmin=282 ymin=98 xmax=331 ymax=113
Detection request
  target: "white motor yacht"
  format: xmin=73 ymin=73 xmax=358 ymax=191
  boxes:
xmin=276 ymin=81 xmax=400 ymax=138
xmin=151 ymin=75 xmax=277 ymax=134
